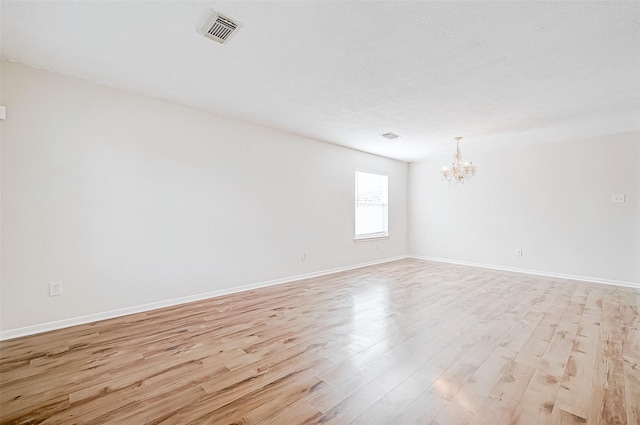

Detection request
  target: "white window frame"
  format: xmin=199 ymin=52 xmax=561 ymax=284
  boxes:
xmin=354 ymin=170 xmax=389 ymax=241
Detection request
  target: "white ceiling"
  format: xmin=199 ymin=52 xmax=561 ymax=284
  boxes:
xmin=2 ymin=1 xmax=639 ymax=162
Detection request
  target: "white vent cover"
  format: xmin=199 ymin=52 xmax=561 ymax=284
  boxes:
xmin=200 ymin=11 xmax=241 ymax=44
xmin=381 ymin=132 xmax=400 ymax=140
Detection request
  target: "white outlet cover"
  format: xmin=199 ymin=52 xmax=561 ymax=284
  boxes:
xmin=612 ymin=194 xmax=625 ymax=203
xmin=49 ymin=281 xmax=63 ymax=296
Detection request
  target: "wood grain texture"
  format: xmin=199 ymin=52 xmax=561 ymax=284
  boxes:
xmin=1 ymin=259 xmax=638 ymax=425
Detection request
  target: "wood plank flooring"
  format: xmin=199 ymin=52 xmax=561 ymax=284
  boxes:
xmin=1 ymin=258 xmax=639 ymax=424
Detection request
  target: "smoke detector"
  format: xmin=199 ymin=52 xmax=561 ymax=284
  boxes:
xmin=381 ymin=132 xmax=400 ymax=140
xmin=200 ymin=11 xmax=242 ymax=44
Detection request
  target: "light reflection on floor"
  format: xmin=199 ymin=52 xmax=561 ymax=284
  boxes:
xmin=348 ymin=282 xmax=391 ymax=360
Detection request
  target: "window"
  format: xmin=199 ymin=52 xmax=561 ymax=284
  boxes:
xmin=355 ymin=170 xmax=388 ymax=239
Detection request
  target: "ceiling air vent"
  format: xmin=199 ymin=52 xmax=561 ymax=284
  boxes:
xmin=381 ymin=132 xmax=400 ymax=140
xmin=200 ymin=11 xmax=241 ymax=44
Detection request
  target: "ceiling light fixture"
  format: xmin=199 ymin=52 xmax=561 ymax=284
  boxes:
xmin=441 ymin=137 xmax=476 ymax=184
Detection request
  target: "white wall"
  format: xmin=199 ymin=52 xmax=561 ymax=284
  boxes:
xmin=3 ymin=58 xmax=637 ymax=337
xmin=0 ymin=61 xmax=408 ymax=333
xmin=409 ymin=132 xmax=640 ymax=285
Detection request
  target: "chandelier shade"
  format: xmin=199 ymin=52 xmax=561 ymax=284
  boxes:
xmin=441 ymin=137 xmax=476 ymax=184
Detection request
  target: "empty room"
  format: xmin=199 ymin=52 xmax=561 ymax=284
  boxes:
xmin=1 ymin=1 xmax=638 ymax=424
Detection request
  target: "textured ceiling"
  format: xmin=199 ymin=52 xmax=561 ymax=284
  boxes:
xmin=2 ymin=1 xmax=639 ymax=162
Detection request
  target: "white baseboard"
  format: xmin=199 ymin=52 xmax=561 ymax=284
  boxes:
xmin=4 ymin=254 xmax=635 ymax=340
xmin=409 ymin=255 xmax=640 ymax=289
xmin=0 ymin=255 xmax=410 ymax=341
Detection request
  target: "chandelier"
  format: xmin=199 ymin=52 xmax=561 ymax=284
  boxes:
xmin=441 ymin=136 xmax=476 ymax=184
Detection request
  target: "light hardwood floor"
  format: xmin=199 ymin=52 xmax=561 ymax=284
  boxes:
xmin=1 ymin=259 xmax=639 ymax=425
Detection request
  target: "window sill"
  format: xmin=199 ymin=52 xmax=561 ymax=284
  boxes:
xmin=354 ymin=235 xmax=389 ymax=242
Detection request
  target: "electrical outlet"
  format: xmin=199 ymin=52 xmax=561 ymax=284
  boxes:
xmin=49 ymin=281 xmax=63 ymax=296
xmin=516 ymin=249 xmax=523 ymax=257
xmin=376 ymin=243 xmax=380 ymax=251
xmin=302 ymin=252 xmax=308 ymax=261
xmin=612 ymin=194 xmax=625 ymax=203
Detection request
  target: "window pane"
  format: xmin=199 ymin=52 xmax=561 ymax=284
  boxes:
xmin=355 ymin=171 xmax=388 ymax=238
